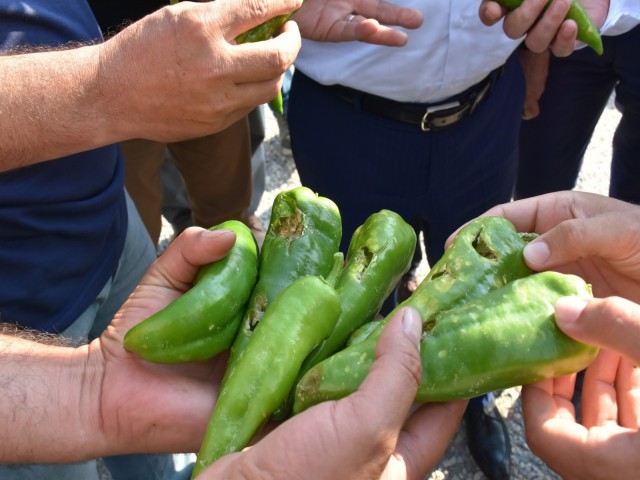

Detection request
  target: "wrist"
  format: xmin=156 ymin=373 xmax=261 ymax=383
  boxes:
xmin=0 ymin=334 xmax=105 ymax=463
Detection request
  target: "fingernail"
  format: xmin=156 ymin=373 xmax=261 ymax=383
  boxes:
xmin=402 ymin=308 xmax=422 ymax=349
xmin=555 ymin=296 xmax=588 ymax=326
xmin=523 ymin=241 xmax=550 ymax=267
xmin=201 ymin=229 xmax=235 ymax=239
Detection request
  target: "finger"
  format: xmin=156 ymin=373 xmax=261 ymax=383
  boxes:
xmin=554 ymin=296 xmax=640 ymax=366
xmin=231 ymin=21 xmax=301 ymax=84
xmin=547 ymin=20 xmax=580 ymax=57
xmin=351 ymin=18 xmax=411 ymax=47
xmin=581 ymin=349 xmax=621 ymax=428
xmin=478 ymin=1 xmax=509 ymax=26
xmin=522 ymin=211 xmax=640 ymax=271
xmin=349 ymin=307 xmax=423 ymax=435
xmin=502 ymin=0 xmax=549 ymax=40
xmin=141 ymin=227 xmax=236 ymax=291
xmin=521 ymin=381 xmax=588 ymax=469
xmin=521 ymin=0 xmax=573 ymax=52
xmin=351 ymin=0 xmax=423 ymax=29
xmin=390 ymin=399 xmax=467 ymax=478
xmin=207 ymin=0 xmax=303 ymax=41
xmin=616 ymin=358 xmax=640 ymax=429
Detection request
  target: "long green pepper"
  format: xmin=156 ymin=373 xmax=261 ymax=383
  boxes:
xmin=272 ymin=209 xmax=417 ymax=419
xmin=123 ymin=220 xmax=258 ymax=363
xmin=223 ymin=186 xmax=341 ymax=382
xmin=293 ymin=216 xmax=536 ymax=413
xmin=191 ymin=275 xmax=342 ymax=478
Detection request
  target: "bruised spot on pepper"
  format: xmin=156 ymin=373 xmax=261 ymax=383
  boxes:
xmin=472 ymin=229 xmax=499 ymax=261
xmin=352 ymin=246 xmax=375 ymax=280
xmin=272 ymin=207 xmax=305 ymax=241
xmin=249 ymin=293 xmax=269 ymax=330
xmin=431 ymin=264 xmax=455 ymax=280
xmin=424 ymin=319 xmax=436 ymax=333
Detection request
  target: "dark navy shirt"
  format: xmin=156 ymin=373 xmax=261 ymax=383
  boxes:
xmin=0 ymin=0 xmax=127 ymax=332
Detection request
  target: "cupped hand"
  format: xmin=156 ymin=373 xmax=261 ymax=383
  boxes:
xmin=522 ymin=294 xmax=640 ymax=479
xmin=100 ymin=0 xmax=302 ymax=142
xmin=201 ymin=307 xmax=467 ymax=479
xmin=479 ymin=0 xmax=610 ymax=56
xmin=93 ymin=227 xmax=238 ymax=456
xmin=293 ymin=0 xmax=423 ymax=47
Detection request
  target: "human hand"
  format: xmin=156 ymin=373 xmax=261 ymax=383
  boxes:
xmin=479 ymin=0 xmax=610 ymax=56
xmin=99 ymin=0 xmax=302 ymax=142
xmin=90 ymin=227 xmax=239 ymax=456
xmin=201 ymin=307 xmax=467 ymax=479
xmin=480 ymin=191 xmax=640 ymax=302
xmin=521 ymin=294 xmax=640 ymax=479
xmin=517 ymin=47 xmax=550 ymax=119
xmin=293 ymin=0 xmax=423 ymax=47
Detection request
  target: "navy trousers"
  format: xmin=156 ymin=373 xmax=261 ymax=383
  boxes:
xmin=516 ymin=25 xmax=640 ymax=203
xmin=289 ymin=54 xmax=525 ymax=267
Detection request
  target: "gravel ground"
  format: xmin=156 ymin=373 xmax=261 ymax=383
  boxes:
xmin=157 ymin=95 xmax=620 ymax=479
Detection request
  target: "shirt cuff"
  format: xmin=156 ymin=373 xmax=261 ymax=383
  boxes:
xmin=601 ymin=0 xmax=640 ymax=36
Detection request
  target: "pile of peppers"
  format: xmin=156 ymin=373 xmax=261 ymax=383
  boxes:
xmin=123 ymin=186 xmax=599 ymax=478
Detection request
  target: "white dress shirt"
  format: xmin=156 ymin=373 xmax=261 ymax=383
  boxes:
xmin=295 ymin=0 xmax=640 ymax=103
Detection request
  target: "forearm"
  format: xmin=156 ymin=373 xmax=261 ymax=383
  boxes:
xmin=0 ymin=45 xmax=119 ymax=172
xmin=0 ymin=332 xmax=104 ymax=464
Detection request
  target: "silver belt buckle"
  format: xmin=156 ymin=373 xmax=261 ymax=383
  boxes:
xmin=420 ymin=101 xmax=461 ymax=131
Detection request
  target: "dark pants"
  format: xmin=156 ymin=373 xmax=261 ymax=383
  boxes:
xmin=289 ymin=54 xmax=525 ymax=267
xmin=516 ymin=25 xmax=640 ymax=203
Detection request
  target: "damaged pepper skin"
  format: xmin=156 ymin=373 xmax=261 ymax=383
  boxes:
xmin=295 ymin=271 xmax=597 ymax=412
xmin=123 ymin=220 xmax=258 ymax=363
xmin=413 ymin=271 xmax=598 ymax=401
xmin=224 ymin=186 xmax=341 ymax=378
xmin=191 ymin=275 xmax=342 ymax=478
xmin=293 ymin=216 xmax=535 ymax=413
xmin=272 ymin=209 xmax=416 ymax=419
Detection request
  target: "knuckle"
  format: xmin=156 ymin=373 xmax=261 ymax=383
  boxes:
xmin=246 ymin=0 xmax=270 ymax=20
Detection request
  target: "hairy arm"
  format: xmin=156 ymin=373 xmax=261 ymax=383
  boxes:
xmin=0 ymin=331 xmax=105 ymax=463
xmin=0 ymin=45 xmax=115 ymax=171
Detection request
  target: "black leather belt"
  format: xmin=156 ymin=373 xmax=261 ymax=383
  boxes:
xmin=326 ymin=66 xmax=504 ymax=131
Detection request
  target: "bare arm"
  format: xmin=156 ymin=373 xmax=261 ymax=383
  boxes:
xmin=0 ymin=0 xmax=301 ymax=172
xmin=0 ymin=332 xmax=103 ymax=463
xmin=0 ymin=46 xmax=113 ymax=172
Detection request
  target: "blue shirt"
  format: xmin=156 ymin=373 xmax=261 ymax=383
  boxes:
xmin=0 ymin=0 xmax=127 ymax=332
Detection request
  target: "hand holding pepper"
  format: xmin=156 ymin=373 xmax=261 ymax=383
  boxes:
xmin=480 ymin=190 xmax=640 ymax=478
xmin=479 ymin=0 xmax=609 ymax=56
xmin=1 ymin=227 xmax=237 ymax=463
xmin=199 ymin=307 xmax=467 ymax=480
xmin=481 ymin=190 xmax=640 ymax=302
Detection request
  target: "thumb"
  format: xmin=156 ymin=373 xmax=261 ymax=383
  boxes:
xmin=354 ymin=306 xmax=423 ymax=427
xmin=554 ymin=296 xmax=640 ymax=366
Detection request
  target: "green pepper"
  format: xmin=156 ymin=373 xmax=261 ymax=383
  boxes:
xmin=123 ymin=220 xmax=258 ymax=363
xmin=191 ymin=275 xmax=342 ymax=478
xmin=293 ymin=216 xmax=535 ymax=413
xmin=224 ymin=186 xmax=341 ymax=381
xmin=296 ymin=271 xmax=598 ymax=411
xmin=346 ymin=319 xmax=383 ymax=347
xmin=497 ymin=0 xmax=603 ymax=55
xmin=272 ymin=209 xmax=417 ymax=419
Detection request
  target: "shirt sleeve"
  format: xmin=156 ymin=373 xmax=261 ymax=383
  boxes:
xmin=600 ymin=0 xmax=640 ymax=36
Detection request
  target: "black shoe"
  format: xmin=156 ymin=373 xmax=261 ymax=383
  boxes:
xmin=465 ymin=398 xmax=512 ymax=480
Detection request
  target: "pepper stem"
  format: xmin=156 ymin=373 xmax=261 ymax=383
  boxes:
xmin=324 ymin=252 xmax=344 ymax=288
